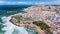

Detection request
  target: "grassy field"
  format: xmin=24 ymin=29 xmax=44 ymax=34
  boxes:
xmin=33 ymin=21 xmax=53 ymax=34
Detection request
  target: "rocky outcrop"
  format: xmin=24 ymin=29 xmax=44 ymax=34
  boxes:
xmin=10 ymin=5 xmax=60 ymax=34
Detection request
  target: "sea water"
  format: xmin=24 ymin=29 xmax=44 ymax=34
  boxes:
xmin=0 ymin=5 xmax=37 ymax=34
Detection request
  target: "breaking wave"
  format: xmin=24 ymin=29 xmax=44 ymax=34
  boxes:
xmin=1 ymin=14 xmax=28 ymax=34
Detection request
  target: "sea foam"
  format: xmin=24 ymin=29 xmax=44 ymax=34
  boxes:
xmin=1 ymin=14 xmax=28 ymax=34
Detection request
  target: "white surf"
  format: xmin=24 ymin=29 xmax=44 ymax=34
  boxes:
xmin=1 ymin=14 xmax=28 ymax=34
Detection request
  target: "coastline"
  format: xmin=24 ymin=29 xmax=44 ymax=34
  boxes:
xmin=9 ymin=5 xmax=60 ymax=34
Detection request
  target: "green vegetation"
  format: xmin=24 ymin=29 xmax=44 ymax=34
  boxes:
xmin=33 ymin=21 xmax=50 ymax=29
xmin=13 ymin=15 xmax=33 ymax=23
xmin=33 ymin=21 xmax=53 ymax=34
xmin=14 ymin=16 xmax=23 ymax=23
xmin=11 ymin=16 xmax=53 ymax=34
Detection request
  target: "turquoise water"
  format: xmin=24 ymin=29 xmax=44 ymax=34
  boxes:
xmin=0 ymin=5 xmax=37 ymax=34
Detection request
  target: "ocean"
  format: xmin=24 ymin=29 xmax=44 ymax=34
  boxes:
xmin=0 ymin=5 xmax=37 ymax=34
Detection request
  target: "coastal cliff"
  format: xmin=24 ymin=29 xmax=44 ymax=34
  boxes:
xmin=10 ymin=5 xmax=60 ymax=34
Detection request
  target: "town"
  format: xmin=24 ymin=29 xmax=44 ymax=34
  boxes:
xmin=10 ymin=5 xmax=60 ymax=34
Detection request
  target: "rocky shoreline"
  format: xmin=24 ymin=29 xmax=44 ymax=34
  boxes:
xmin=10 ymin=5 xmax=60 ymax=34
xmin=9 ymin=16 xmax=53 ymax=34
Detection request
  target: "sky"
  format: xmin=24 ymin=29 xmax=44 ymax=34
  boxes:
xmin=0 ymin=0 xmax=60 ymax=5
